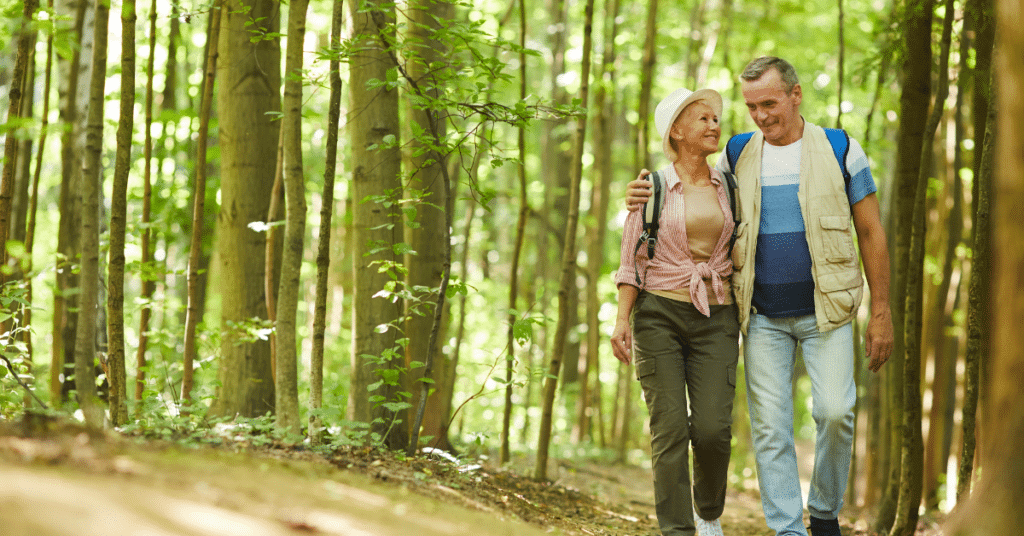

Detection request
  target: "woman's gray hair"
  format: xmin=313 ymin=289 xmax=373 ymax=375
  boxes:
xmin=740 ymin=57 xmax=800 ymax=93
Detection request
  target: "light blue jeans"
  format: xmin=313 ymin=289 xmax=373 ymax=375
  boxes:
xmin=744 ymin=314 xmax=855 ymax=536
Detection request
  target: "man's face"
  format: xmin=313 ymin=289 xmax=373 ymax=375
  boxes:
xmin=741 ymin=69 xmax=803 ymax=146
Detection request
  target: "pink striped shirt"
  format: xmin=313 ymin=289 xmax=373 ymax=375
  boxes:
xmin=615 ymin=165 xmax=735 ymax=317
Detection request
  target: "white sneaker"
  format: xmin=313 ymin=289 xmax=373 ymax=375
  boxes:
xmin=695 ymin=515 xmax=724 ymax=536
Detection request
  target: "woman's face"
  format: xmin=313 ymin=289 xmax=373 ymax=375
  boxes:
xmin=669 ymin=101 xmax=721 ymax=159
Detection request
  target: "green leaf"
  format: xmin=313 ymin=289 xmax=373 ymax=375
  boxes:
xmin=512 ymin=318 xmax=533 ymax=344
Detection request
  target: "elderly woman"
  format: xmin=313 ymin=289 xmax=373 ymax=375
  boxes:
xmin=611 ymin=87 xmax=738 ymax=536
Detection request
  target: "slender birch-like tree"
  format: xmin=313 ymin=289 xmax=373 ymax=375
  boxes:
xmin=534 ymin=0 xmax=595 ymax=482
xmin=875 ymin=0 xmax=933 ymax=528
xmin=958 ymin=0 xmax=995 ymax=501
xmin=310 ymin=0 xmax=345 ymax=446
xmin=274 ymin=0 xmax=310 ymax=435
xmin=182 ymin=0 xmax=222 ymax=403
xmin=135 ymin=0 xmax=159 ymax=403
xmin=0 ymin=0 xmax=40 ymax=280
xmin=105 ymin=0 xmax=137 ymax=425
xmin=52 ymin=0 xmax=90 ymax=404
xmin=75 ymin=0 xmax=110 ymax=428
xmin=501 ymin=0 xmax=529 ymax=465
xmin=891 ymin=1 xmax=950 ymax=533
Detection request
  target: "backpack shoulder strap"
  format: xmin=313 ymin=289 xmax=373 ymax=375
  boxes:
xmin=725 ymin=132 xmax=755 ymax=172
xmin=641 ymin=170 xmax=666 ymax=259
xmin=632 ymin=171 xmax=665 ymax=287
xmin=721 ymin=170 xmax=740 ymax=225
xmin=823 ymin=127 xmax=852 ymax=188
xmin=721 ymin=170 xmax=741 ymax=253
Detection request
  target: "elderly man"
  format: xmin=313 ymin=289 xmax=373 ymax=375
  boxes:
xmin=625 ymin=57 xmax=893 ymax=536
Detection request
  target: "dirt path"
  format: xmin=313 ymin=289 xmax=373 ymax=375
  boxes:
xmin=0 ymin=426 xmax=943 ymax=536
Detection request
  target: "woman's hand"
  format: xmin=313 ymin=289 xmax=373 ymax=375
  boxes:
xmin=625 ymin=169 xmax=654 ymax=211
xmin=611 ymin=319 xmax=634 ymax=365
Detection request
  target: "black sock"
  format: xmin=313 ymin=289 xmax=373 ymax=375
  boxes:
xmin=809 ymin=516 xmax=842 ymax=536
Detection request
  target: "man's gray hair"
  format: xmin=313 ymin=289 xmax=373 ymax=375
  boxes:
xmin=741 ymin=57 xmax=800 ymax=93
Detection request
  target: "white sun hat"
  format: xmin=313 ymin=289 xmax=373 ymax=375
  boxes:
xmin=654 ymin=87 xmax=724 ymax=161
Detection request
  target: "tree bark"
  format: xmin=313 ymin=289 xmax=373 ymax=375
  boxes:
xmin=135 ymin=0 xmax=159 ymax=404
xmin=923 ymin=10 xmax=971 ymax=510
xmin=0 ymin=0 xmax=39 ymax=277
xmin=210 ymin=0 xmax=281 ymax=418
xmin=52 ymin=0 xmax=90 ymax=404
xmin=273 ymin=0 xmax=310 ymax=436
xmin=348 ymin=0 xmax=406 ymax=449
xmin=501 ymin=0 xmax=529 ymax=465
xmin=23 ymin=1 xmax=56 ymax=399
xmin=74 ymin=0 xmax=109 ymax=428
xmin=575 ymin=0 xmax=620 ymax=445
xmin=958 ymin=0 xmax=995 ymax=501
xmin=534 ymin=0 xmax=594 ymax=482
xmin=635 ymin=0 xmax=656 ymax=172
xmin=182 ymin=0 xmax=222 ymax=405
xmin=401 ymin=0 xmax=454 ymax=454
xmin=105 ymin=0 xmax=136 ymax=425
xmin=943 ymin=0 xmax=1024 ymax=530
xmin=309 ymin=0 xmax=345 ymax=447
xmin=876 ymin=0 xmax=933 ymax=530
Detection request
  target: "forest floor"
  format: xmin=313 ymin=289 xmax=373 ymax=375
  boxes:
xmin=0 ymin=415 xmax=946 ymax=536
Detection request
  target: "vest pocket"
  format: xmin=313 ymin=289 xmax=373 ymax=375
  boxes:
xmin=817 ymin=268 xmax=864 ymax=322
xmin=818 ymin=216 xmax=856 ymax=262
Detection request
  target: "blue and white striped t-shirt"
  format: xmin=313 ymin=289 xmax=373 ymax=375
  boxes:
xmin=717 ymin=135 xmax=877 ymax=318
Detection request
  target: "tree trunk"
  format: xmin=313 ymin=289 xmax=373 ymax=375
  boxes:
xmin=534 ymin=0 xmax=594 ymax=482
xmin=402 ymin=0 xmax=454 ymax=453
xmin=161 ymin=8 xmax=179 ymax=111
xmin=210 ymin=0 xmax=281 ymax=418
xmin=104 ymin=0 xmax=136 ymax=425
xmin=957 ymin=0 xmax=994 ymax=501
xmin=182 ymin=0 xmax=222 ymax=405
xmin=890 ymin=2 xmax=939 ymax=534
xmin=74 ymin=0 xmax=109 ymax=428
xmin=923 ymin=12 xmax=970 ymax=510
xmin=135 ymin=0 xmax=159 ymax=404
xmin=309 ymin=0 xmax=344 ymax=447
xmin=635 ymin=0 xmax=656 ymax=171
xmin=877 ymin=0 xmax=933 ymax=530
xmin=52 ymin=0 xmax=90 ymax=404
xmin=943 ymin=1 xmax=1024 ymax=529
xmin=348 ymin=0 xmax=407 ymax=450
xmin=23 ymin=6 xmax=56 ymax=400
xmin=575 ymin=0 xmax=620 ymax=445
xmin=273 ymin=0 xmax=309 ymax=436
xmin=11 ymin=28 xmax=36 ymax=249
xmin=0 ymin=0 xmax=39 ymax=277
xmin=501 ymin=0 xmax=529 ymax=465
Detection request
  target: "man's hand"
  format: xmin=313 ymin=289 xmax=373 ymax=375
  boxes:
xmin=865 ymin=308 xmax=893 ymax=373
xmin=625 ymin=169 xmax=654 ymax=211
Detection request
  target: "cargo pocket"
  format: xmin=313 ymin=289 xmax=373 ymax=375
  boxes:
xmin=818 ymin=216 xmax=856 ymax=263
xmin=635 ymin=357 xmax=656 ymax=381
xmin=817 ymin=268 xmax=864 ymax=323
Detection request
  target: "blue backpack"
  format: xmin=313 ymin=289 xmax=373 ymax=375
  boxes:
xmin=725 ymin=127 xmax=853 ymax=188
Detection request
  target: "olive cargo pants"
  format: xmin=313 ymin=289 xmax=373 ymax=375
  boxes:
xmin=631 ymin=292 xmax=740 ymax=536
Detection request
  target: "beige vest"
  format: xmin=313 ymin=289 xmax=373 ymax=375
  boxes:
xmin=731 ymin=121 xmax=864 ymax=334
